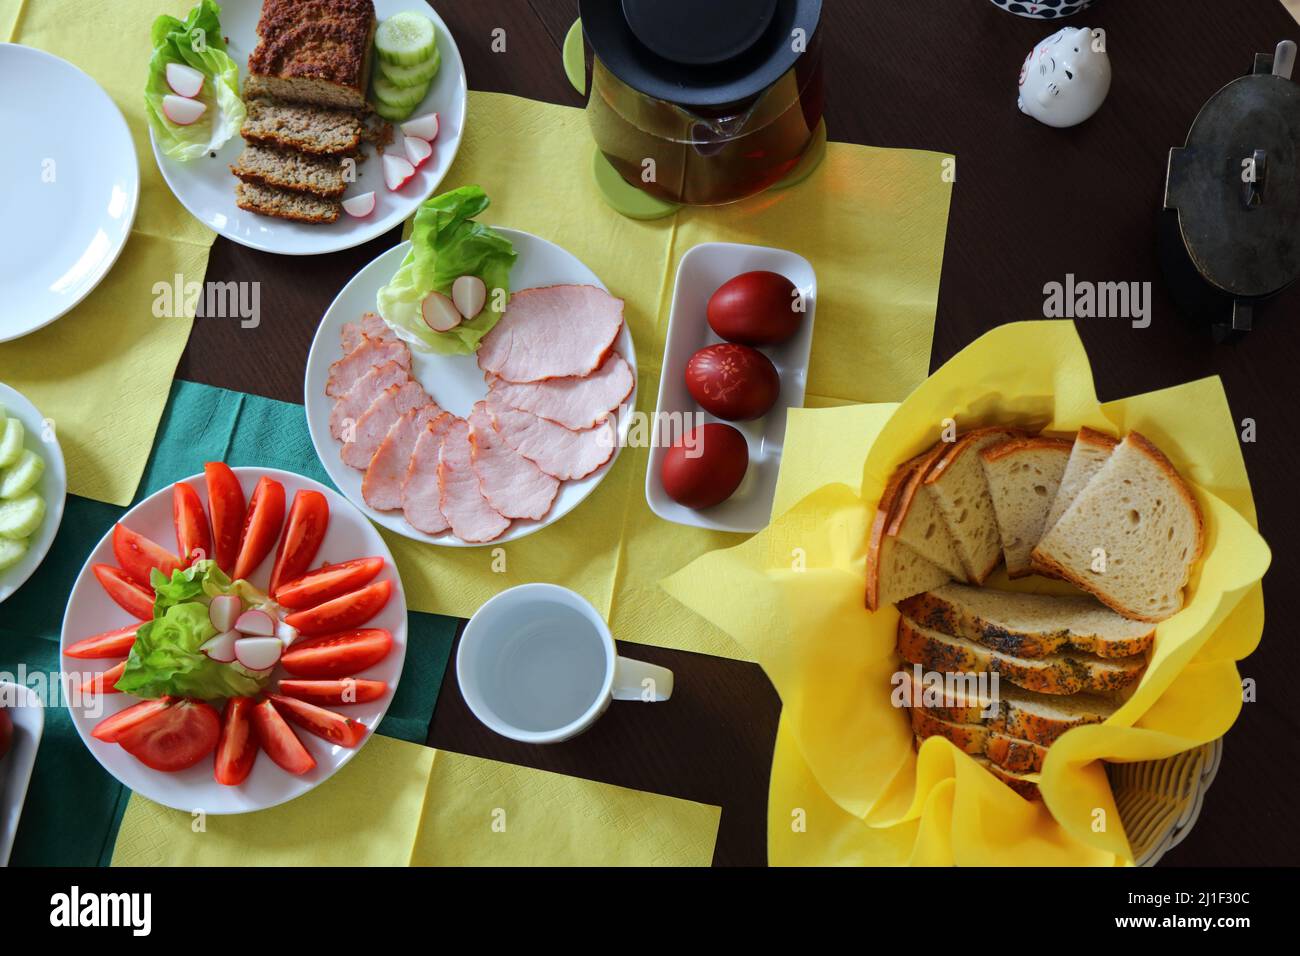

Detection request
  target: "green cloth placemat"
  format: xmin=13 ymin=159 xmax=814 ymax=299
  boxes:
xmin=0 ymin=380 xmax=458 ymax=866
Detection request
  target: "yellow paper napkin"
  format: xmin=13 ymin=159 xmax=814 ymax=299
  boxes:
xmin=1 ymin=0 xmax=214 ymax=505
xmin=388 ymin=91 xmax=953 ymax=661
xmin=111 ymin=736 xmax=720 ymax=866
xmin=662 ymin=321 xmax=1270 ymax=865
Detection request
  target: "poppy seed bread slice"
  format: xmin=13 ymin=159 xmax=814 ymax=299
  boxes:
xmin=235 ymin=180 xmax=341 ymax=224
xmin=241 ymin=98 xmax=364 ymax=156
xmin=1041 ymin=426 xmax=1119 ymax=537
xmin=911 ymin=708 xmax=1050 ymax=773
xmin=231 ymin=145 xmax=351 ymax=199
xmin=912 ymin=736 xmax=1042 ymax=800
xmin=1030 ymin=431 xmax=1204 ymax=621
xmin=980 ymin=436 xmax=1072 ymax=576
xmin=898 ymin=583 xmax=1155 ymax=659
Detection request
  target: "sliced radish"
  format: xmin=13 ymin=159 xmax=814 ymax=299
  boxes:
xmin=161 ymin=94 xmax=206 ymax=126
xmin=452 ymin=275 xmax=487 ymax=320
xmin=403 ymin=134 xmax=433 ymax=168
xmin=276 ymin=621 xmax=300 ymax=648
xmin=383 ymin=152 xmax=416 ymax=191
xmin=165 ymin=62 xmax=205 ymax=98
xmin=200 ymin=630 xmax=239 ymax=664
xmin=401 ymin=112 xmax=439 ymax=142
xmin=422 ymin=292 xmax=462 ymax=332
xmin=234 ymin=636 xmax=282 ymax=671
xmin=235 ymin=608 xmax=275 ymax=637
xmin=341 ymin=191 xmax=376 ymax=218
xmin=209 ymin=594 xmax=241 ymax=633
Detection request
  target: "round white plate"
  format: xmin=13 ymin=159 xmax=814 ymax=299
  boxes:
xmin=0 ymin=44 xmax=139 ymax=342
xmin=0 ymin=383 xmax=67 ymax=605
xmin=60 ymin=467 xmax=408 ymax=814
xmin=150 ymin=0 xmax=467 ymax=256
xmin=304 ymin=229 xmax=638 ymax=547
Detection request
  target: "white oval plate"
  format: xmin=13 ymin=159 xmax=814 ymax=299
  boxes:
xmin=304 ymin=229 xmax=637 ymax=547
xmin=150 ymin=0 xmax=467 ymax=256
xmin=0 ymin=681 xmax=44 ymax=867
xmin=0 ymin=382 xmax=67 ymax=605
xmin=60 ymin=467 xmax=407 ymax=815
xmin=0 ymin=44 xmax=139 ymax=342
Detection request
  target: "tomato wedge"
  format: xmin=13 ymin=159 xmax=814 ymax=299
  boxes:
xmin=93 ymin=564 xmax=154 ymax=620
xmin=269 ymin=694 xmax=367 ymax=747
xmin=214 ymin=697 xmax=258 ymax=786
xmin=112 ymin=524 xmax=183 ymax=589
xmin=65 ymin=623 xmax=141 ymax=659
xmin=205 ymin=462 xmax=245 ymax=576
xmin=80 ymin=659 xmax=127 ymax=695
xmin=283 ymin=580 xmax=392 ymax=635
xmin=268 ymin=490 xmax=329 ymax=596
xmin=250 ymin=699 xmax=315 ymax=774
xmin=118 ymin=699 xmax=220 ymax=772
xmin=92 ymin=698 xmax=174 ymax=742
xmin=280 ymin=628 xmax=393 ymax=679
xmin=277 ymin=678 xmax=388 ymax=706
xmin=232 ymin=476 xmax=286 ymax=581
xmin=275 ymin=557 xmax=385 ymax=609
xmin=173 ymin=481 xmax=212 ymax=566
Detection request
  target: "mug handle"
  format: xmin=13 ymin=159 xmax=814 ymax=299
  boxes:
xmin=612 ymin=655 xmax=673 ymax=702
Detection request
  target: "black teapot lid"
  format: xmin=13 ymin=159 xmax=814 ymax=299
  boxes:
xmin=579 ymin=0 xmax=822 ymax=107
xmin=1165 ymin=45 xmax=1300 ymax=299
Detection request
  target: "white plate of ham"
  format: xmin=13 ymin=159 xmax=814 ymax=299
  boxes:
xmin=304 ymin=229 xmax=636 ymax=546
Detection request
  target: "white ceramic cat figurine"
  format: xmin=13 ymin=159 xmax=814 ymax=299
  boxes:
xmin=1018 ymin=26 xmax=1112 ymax=127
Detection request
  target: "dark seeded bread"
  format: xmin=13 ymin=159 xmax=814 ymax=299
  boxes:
xmin=231 ymin=144 xmax=350 ymax=199
xmin=247 ymin=0 xmax=376 ymax=110
xmin=235 ymin=180 xmax=340 ymax=224
xmin=912 ymin=735 xmax=1042 ymax=800
xmin=241 ymin=98 xmax=364 ymax=156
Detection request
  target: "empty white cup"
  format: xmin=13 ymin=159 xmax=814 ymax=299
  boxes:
xmin=456 ymin=583 xmax=673 ymax=743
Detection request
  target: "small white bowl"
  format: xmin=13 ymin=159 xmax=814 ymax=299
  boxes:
xmin=0 ymin=382 xmax=67 ymax=605
xmin=0 ymin=681 xmax=45 ymax=866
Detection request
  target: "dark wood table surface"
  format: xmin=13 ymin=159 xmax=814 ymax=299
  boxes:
xmin=177 ymin=0 xmax=1300 ymax=866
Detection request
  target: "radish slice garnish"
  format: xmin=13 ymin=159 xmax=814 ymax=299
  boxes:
xmin=275 ymin=621 xmax=299 ymax=648
xmin=341 ymin=191 xmax=376 ymax=218
xmin=383 ymin=153 xmax=416 ymax=191
xmin=209 ymin=594 xmax=241 ymax=633
xmin=234 ymin=608 xmax=275 ymax=637
xmin=161 ymin=94 xmax=206 ymax=126
xmin=200 ymin=630 xmax=239 ymax=663
xmin=403 ymin=134 xmax=433 ymax=168
xmin=422 ymin=292 xmax=462 ymax=332
xmin=166 ymin=62 xmax=205 ymax=98
xmin=234 ymin=637 xmax=282 ymax=671
xmin=400 ymin=112 xmax=439 ymax=142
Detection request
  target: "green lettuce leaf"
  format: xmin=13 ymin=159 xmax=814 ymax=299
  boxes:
xmin=144 ymin=0 xmax=245 ymax=162
xmin=376 ymin=186 xmax=518 ymax=355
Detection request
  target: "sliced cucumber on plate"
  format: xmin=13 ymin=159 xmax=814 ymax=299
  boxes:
xmin=370 ymin=12 xmax=439 ymax=122
xmin=0 ymin=536 xmax=26 ymax=572
xmin=372 ymin=72 xmax=429 ymax=112
xmin=0 ymin=449 xmax=44 ymax=499
xmin=379 ymin=44 xmax=440 ymax=88
xmin=375 ymin=12 xmax=437 ymax=66
xmin=0 ymin=416 xmax=22 ymax=468
xmin=0 ymin=491 xmax=45 ymax=540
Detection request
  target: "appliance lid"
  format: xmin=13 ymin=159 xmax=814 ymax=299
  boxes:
xmin=579 ymin=0 xmax=822 ymax=107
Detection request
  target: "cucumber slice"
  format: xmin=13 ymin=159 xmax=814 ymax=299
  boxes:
xmin=0 ymin=417 xmax=23 ymax=468
xmin=372 ymin=71 xmax=429 ymax=111
xmin=375 ymin=12 xmax=437 ymax=67
xmin=380 ymin=44 xmax=440 ymax=88
xmin=372 ymin=97 xmax=417 ymax=122
xmin=0 ymin=491 xmax=44 ymax=539
xmin=0 ymin=449 xmax=44 ymax=498
xmin=0 ymin=535 xmax=26 ymax=571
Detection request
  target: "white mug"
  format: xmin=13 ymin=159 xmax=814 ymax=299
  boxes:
xmin=456 ymin=583 xmax=673 ymax=743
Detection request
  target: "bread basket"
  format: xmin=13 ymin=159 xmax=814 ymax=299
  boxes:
xmin=1114 ymin=738 xmax=1223 ymax=866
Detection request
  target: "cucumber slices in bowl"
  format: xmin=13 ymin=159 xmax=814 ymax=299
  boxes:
xmin=0 ymin=388 xmax=63 ymax=592
xmin=371 ymin=11 xmax=440 ymax=122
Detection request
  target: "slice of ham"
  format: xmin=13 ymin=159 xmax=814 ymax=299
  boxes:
xmin=438 ymin=419 xmax=511 ymax=543
xmin=340 ymin=313 xmax=396 ymax=353
xmin=362 ymin=403 xmax=445 ymax=511
xmin=330 ymin=360 xmax=409 ymax=440
xmin=341 ymin=381 xmax=428 ymax=469
xmin=326 ymin=336 xmax=410 ymax=397
xmin=476 ymin=285 xmax=624 ymax=383
xmin=485 ymin=396 xmax=616 ymax=481
xmin=401 ymin=414 xmax=457 ymax=535
xmin=488 ymin=352 xmax=634 ymax=430
xmin=468 ymin=403 xmax=559 ymax=520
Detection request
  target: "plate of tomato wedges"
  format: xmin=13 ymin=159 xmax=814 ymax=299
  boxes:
xmin=60 ymin=465 xmax=406 ymax=814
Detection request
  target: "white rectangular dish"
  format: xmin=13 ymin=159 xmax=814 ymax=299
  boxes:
xmin=0 ymin=681 xmax=44 ymax=866
xmin=646 ymin=242 xmax=817 ymax=533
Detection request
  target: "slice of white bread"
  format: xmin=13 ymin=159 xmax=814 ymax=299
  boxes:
xmin=921 ymin=427 xmax=1025 ymax=583
xmin=865 ymin=459 xmax=952 ymax=610
xmin=980 ymin=436 xmax=1072 ymax=576
xmin=1030 ymin=432 xmax=1204 ymax=621
xmin=897 ymin=583 xmax=1155 ymax=659
xmin=897 ymin=617 xmax=1147 ymax=695
xmin=1041 ymin=426 xmax=1119 ymax=537
xmin=885 ymin=444 xmax=968 ymax=579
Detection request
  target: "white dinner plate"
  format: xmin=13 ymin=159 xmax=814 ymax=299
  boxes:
xmin=0 ymin=383 xmax=67 ymax=605
xmin=0 ymin=682 xmax=44 ymax=867
xmin=150 ymin=0 xmax=467 ymax=256
xmin=304 ymin=229 xmax=638 ymax=547
xmin=0 ymin=44 xmax=138 ymax=342
xmin=60 ymin=467 xmax=407 ymax=814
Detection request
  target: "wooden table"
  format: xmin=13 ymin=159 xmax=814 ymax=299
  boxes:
xmin=178 ymin=0 xmax=1300 ymax=866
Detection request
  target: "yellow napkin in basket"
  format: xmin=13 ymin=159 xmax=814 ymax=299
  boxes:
xmin=111 ymin=737 xmax=720 ymax=866
xmin=0 ymin=0 xmax=213 ymax=505
xmin=385 ymin=91 xmax=953 ymax=660
xmin=662 ymin=321 xmax=1269 ymax=865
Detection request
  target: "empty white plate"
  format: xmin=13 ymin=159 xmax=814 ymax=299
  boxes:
xmin=0 ymin=44 xmax=138 ymax=342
